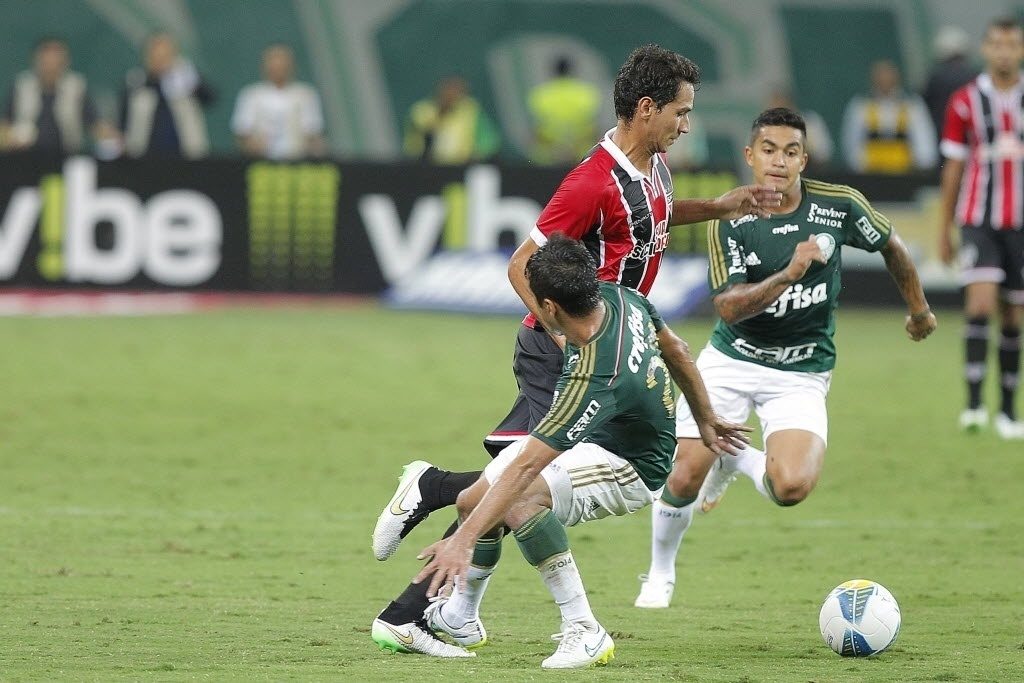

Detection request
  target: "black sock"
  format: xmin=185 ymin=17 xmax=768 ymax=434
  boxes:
xmin=418 ymin=468 xmax=482 ymax=511
xmin=998 ymin=327 xmax=1020 ymax=420
xmin=378 ymin=520 xmax=460 ymax=624
xmin=965 ymin=317 xmax=989 ymax=410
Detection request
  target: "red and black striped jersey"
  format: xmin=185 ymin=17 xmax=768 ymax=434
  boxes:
xmin=941 ymin=73 xmax=1024 ymax=230
xmin=524 ymin=129 xmax=673 ymax=328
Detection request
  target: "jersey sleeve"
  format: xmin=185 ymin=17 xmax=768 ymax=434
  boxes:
xmin=842 ymin=186 xmax=892 ymax=252
xmin=940 ymin=88 xmax=970 ymax=161
xmin=706 ymin=219 xmax=748 ymax=295
xmin=530 ymin=162 xmax=602 ymax=245
xmin=532 ymin=345 xmax=617 ymax=451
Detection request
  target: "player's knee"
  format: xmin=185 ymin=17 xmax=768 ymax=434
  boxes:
xmin=505 ymin=498 xmax=547 ymax=530
xmin=455 ymin=484 xmax=485 ymax=521
xmin=767 ymin=475 xmax=812 ymax=506
xmin=666 ymin=460 xmax=705 ymax=499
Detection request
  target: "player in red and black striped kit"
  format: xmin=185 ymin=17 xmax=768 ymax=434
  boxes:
xmin=370 ymin=44 xmax=782 ymax=656
xmin=939 ymin=17 xmax=1024 ymax=439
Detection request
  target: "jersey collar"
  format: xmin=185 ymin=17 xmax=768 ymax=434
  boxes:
xmin=600 ymin=127 xmax=648 ymax=181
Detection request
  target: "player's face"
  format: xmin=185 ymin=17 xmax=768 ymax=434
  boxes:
xmin=650 ymin=82 xmax=695 ymax=153
xmin=745 ymin=126 xmax=807 ymax=194
xmin=982 ymin=27 xmax=1024 ymax=77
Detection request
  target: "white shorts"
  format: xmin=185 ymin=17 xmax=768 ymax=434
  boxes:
xmin=483 ymin=440 xmax=657 ymax=527
xmin=676 ymin=344 xmax=832 ymax=444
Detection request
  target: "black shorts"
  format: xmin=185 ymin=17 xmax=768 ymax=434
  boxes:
xmin=483 ymin=324 xmax=563 ymax=457
xmin=959 ymin=226 xmax=1024 ymax=302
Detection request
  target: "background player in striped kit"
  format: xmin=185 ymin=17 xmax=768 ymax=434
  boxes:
xmin=938 ymin=16 xmax=1024 ymax=439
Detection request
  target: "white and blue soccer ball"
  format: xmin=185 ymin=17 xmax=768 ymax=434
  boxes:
xmin=819 ymin=579 xmax=901 ymax=656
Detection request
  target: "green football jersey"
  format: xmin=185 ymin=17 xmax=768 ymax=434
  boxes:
xmin=706 ymin=178 xmax=892 ymax=372
xmin=532 ymin=281 xmax=676 ymax=490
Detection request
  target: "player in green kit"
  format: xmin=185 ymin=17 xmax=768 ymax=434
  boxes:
xmin=404 ymin=233 xmax=750 ymax=668
xmin=634 ymin=108 xmax=938 ymax=609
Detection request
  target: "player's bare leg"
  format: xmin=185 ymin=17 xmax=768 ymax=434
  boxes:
xmin=762 ymin=429 xmax=826 ymax=505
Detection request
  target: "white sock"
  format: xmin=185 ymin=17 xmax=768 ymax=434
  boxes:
xmin=442 ymin=565 xmax=493 ymax=627
xmin=735 ymin=445 xmax=769 ymax=499
xmin=647 ymin=498 xmax=693 ymax=580
xmin=537 ymin=551 xmax=598 ymax=632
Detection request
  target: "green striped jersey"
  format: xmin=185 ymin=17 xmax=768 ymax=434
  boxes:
xmin=532 ymin=281 xmax=676 ymax=489
xmin=706 ymin=178 xmax=892 ymax=372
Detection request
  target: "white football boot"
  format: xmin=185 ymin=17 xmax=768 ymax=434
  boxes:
xmin=696 ymin=455 xmax=739 ymax=514
xmin=634 ymin=573 xmax=675 ymax=609
xmin=423 ymin=595 xmax=488 ymax=649
xmin=541 ymin=622 xmax=615 ymax=669
xmin=372 ymin=460 xmax=433 ymax=561
xmin=371 ymin=617 xmax=475 ymax=657
xmin=958 ymin=407 xmax=988 ymax=433
xmin=994 ymin=412 xmax=1024 ymax=440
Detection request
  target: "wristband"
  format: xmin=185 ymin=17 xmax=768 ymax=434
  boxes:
xmin=909 ymin=308 xmax=932 ymax=321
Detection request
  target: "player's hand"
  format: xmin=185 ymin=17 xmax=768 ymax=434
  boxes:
xmin=784 ymin=235 xmax=826 ymax=281
xmin=697 ymin=416 xmax=752 ymax=456
xmin=937 ymin=227 xmax=956 ymax=266
xmin=905 ymin=309 xmax=937 ymax=341
xmin=412 ymin=536 xmax=474 ymax=598
xmin=714 ymin=184 xmax=783 ymax=219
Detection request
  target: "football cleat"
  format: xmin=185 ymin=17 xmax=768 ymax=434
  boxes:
xmin=371 ymin=617 xmax=475 ymax=657
xmin=696 ymin=455 xmax=739 ymax=514
xmin=958 ymin=407 xmax=988 ymax=433
xmin=994 ymin=412 xmax=1024 ymax=440
xmin=541 ymin=622 xmax=614 ymax=669
xmin=424 ymin=595 xmax=488 ymax=649
xmin=634 ymin=573 xmax=675 ymax=609
xmin=372 ymin=460 xmax=433 ymax=561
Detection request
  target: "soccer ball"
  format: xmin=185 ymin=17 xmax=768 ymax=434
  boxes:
xmin=819 ymin=579 xmax=901 ymax=656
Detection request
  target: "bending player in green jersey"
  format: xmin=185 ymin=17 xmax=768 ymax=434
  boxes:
xmin=634 ymin=108 xmax=938 ymax=609
xmin=404 ymin=233 xmax=750 ymax=669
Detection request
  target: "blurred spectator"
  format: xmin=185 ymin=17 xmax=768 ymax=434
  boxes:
xmin=403 ymin=76 xmax=500 ymax=164
xmin=1 ymin=37 xmax=118 ymax=155
xmin=922 ymin=25 xmax=978 ymax=145
xmin=231 ymin=44 xmax=325 ymax=160
xmin=526 ymin=56 xmax=601 ymax=165
xmin=841 ymin=60 xmax=936 ymax=173
xmin=665 ymin=109 xmax=709 ymax=171
xmin=766 ymin=86 xmax=834 ymax=167
xmin=120 ymin=32 xmax=214 ymax=158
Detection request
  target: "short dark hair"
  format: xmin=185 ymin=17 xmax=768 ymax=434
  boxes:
xmin=525 ymin=233 xmax=601 ymax=318
xmin=987 ymin=16 xmax=1022 ymax=36
xmin=750 ymin=107 xmax=807 ymax=145
xmin=613 ymin=44 xmax=700 ymax=121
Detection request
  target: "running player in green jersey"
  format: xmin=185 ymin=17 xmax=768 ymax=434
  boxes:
xmin=635 ymin=108 xmax=938 ymax=609
xmin=406 ymin=233 xmax=749 ymax=668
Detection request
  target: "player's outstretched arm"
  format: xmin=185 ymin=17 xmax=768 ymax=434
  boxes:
xmin=508 ymin=238 xmax=566 ymax=349
xmin=655 ymin=327 xmax=750 ymax=455
xmin=713 ymin=235 xmax=825 ymax=324
xmin=671 ymin=184 xmax=782 ymax=225
xmin=880 ymin=231 xmax=936 ymax=341
xmin=413 ymin=437 xmax=560 ymax=597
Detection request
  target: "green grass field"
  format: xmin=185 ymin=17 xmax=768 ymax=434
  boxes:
xmin=1 ymin=305 xmax=1022 ymax=682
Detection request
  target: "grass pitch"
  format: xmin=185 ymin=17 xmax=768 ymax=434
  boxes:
xmin=1 ymin=305 xmax=1021 ymax=682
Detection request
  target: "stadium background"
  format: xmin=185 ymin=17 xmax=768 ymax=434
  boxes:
xmin=1 ymin=2 xmax=1023 ymax=682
